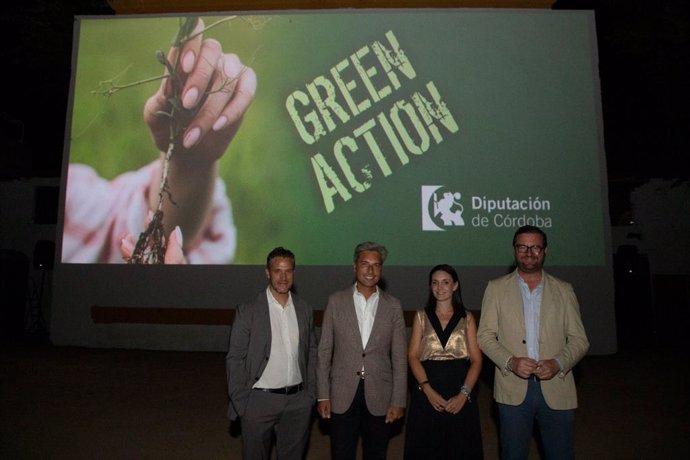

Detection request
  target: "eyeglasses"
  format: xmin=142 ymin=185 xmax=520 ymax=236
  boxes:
xmin=514 ymin=244 xmax=544 ymax=255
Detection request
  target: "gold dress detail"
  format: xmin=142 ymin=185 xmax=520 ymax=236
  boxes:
xmin=416 ymin=310 xmax=469 ymax=361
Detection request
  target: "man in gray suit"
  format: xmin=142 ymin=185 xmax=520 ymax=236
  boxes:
xmin=478 ymin=226 xmax=589 ymax=460
xmin=226 ymin=247 xmax=317 ymax=460
xmin=317 ymin=241 xmax=407 ymax=460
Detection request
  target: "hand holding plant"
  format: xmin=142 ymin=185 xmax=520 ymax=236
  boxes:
xmin=116 ymin=16 xmax=256 ymax=263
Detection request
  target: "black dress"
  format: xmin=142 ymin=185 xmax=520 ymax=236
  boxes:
xmin=403 ymin=310 xmax=483 ymax=460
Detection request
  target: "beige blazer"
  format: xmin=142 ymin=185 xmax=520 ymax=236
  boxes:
xmin=477 ymin=270 xmax=589 ymax=410
xmin=316 ymin=286 xmax=407 ymax=416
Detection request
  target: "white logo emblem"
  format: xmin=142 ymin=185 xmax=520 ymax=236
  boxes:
xmin=422 ymin=186 xmax=465 ymax=231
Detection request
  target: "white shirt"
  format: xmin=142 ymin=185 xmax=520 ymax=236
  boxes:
xmin=518 ymin=275 xmax=544 ymax=361
xmin=253 ymin=287 xmax=301 ymax=389
xmin=353 ymin=283 xmax=380 ymax=349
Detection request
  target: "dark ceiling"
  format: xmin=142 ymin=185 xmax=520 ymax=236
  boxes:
xmin=1 ymin=1 xmax=688 ymax=221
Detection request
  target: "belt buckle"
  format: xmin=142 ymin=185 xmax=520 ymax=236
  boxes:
xmin=285 ymin=383 xmax=302 ymax=394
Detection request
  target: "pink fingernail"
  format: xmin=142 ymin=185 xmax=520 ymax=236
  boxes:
xmin=182 ymin=87 xmax=199 ymax=109
xmin=182 ymin=50 xmax=195 ymax=73
xmin=183 ymin=127 xmax=201 ymax=148
xmin=174 ymin=226 xmax=183 ymax=246
xmin=223 ymin=56 xmax=235 ymax=77
xmin=213 ymin=116 xmax=228 ymax=131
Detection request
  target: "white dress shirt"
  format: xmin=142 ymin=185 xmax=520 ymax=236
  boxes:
xmin=353 ymin=283 xmax=380 ymax=349
xmin=253 ymin=287 xmax=301 ymax=389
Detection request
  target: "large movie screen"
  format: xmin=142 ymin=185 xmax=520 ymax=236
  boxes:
xmin=62 ymin=10 xmax=606 ymax=267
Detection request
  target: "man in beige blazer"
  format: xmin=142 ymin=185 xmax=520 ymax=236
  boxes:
xmin=317 ymin=241 xmax=407 ymax=460
xmin=478 ymin=225 xmax=589 ymax=460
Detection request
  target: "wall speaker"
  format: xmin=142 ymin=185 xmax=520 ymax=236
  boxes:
xmin=33 ymin=240 xmax=55 ymax=270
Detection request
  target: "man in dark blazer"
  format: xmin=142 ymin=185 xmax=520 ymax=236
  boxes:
xmin=226 ymin=247 xmax=317 ymax=460
xmin=317 ymin=241 xmax=407 ymax=460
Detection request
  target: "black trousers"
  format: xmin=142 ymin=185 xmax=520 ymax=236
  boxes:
xmin=330 ymin=380 xmax=390 ymax=460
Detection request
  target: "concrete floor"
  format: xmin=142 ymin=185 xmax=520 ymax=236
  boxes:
xmin=1 ymin=342 xmax=688 ymax=459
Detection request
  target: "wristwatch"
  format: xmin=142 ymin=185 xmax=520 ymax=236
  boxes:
xmin=460 ymin=384 xmax=472 ymax=403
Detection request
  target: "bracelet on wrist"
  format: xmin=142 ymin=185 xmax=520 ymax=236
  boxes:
xmin=417 ymin=380 xmax=429 ymax=391
xmin=460 ymin=384 xmax=472 ymax=403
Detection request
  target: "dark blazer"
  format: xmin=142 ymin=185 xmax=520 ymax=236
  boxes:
xmin=226 ymin=290 xmax=317 ymax=420
xmin=316 ymin=286 xmax=407 ymax=416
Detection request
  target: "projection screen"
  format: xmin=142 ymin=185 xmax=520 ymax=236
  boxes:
xmin=53 ymin=9 xmax=616 ymax=354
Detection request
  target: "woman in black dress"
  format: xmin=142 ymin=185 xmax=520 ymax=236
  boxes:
xmin=404 ymin=264 xmax=483 ymax=459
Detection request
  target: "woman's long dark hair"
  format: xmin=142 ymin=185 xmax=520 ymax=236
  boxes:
xmin=424 ymin=264 xmax=467 ymax=318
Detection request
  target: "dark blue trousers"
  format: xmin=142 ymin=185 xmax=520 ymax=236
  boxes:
xmin=498 ymin=378 xmax=575 ymax=460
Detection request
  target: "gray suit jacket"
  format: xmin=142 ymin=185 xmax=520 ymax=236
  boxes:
xmin=477 ymin=269 xmax=590 ymax=410
xmin=316 ymin=286 xmax=407 ymax=416
xmin=226 ymin=290 xmax=317 ymax=420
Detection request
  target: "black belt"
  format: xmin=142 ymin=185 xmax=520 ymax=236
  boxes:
xmin=254 ymin=383 xmax=303 ymax=395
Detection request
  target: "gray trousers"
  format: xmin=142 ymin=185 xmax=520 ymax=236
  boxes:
xmin=241 ymin=389 xmax=314 ymax=460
